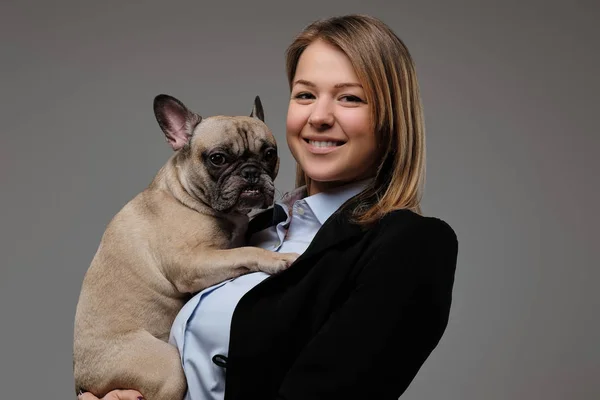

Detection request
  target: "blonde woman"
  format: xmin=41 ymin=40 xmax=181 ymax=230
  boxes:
xmin=81 ymin=14 xmax=458 ymax=400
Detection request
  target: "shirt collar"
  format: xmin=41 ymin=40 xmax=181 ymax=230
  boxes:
xmin=279 ymin=185 xmax=308 ymax=207
xmin=303 ymin=179 xmax=372 ymax=225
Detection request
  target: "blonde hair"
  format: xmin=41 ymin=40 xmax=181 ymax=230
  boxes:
xmin=286 ymin=15 xmax=426 ymax=225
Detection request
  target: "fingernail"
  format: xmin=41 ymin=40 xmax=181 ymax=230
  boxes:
xmin=137 ymin=397 xmax=145 ymax=400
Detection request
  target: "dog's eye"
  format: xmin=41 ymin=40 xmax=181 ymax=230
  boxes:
xmin=264 ymin=149 xmax=277 ymax=162
xmin=209 ymin=153 xmax=227 ymax=166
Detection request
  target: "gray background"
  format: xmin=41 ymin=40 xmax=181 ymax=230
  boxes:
xmin=1 ymin=0 xmax=598 ymax=398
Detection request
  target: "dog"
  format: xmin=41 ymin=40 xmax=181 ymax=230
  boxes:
xmin=73 ymin=94 xmax=298 ymax=399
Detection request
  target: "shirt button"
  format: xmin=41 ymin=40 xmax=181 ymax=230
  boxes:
xmin=296 ymin=207 xmax=305 ymax=215
xmin=212 ymin=354 xmax=228 ymax=368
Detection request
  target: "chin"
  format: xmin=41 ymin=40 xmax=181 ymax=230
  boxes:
xmin=233 ymin=192 xmax=273 ymax=213
xmin=303 ymin=167 xmax=347 ymax=184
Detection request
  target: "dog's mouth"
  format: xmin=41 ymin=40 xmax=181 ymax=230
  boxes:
xmin=231 ymin=184 xmax=274 ymax=212
xmin=240 ymin=188 xmax=262 ymax=198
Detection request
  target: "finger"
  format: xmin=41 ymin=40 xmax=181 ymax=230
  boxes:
xmin=103 ymin=390 xmax=145 ymax=400
xmin=78 ymin=392 xmax=101 ymax=400
xmin=77 ymin=390 xmax=144 ymax=400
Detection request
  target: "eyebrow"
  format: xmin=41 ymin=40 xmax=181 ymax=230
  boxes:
xmin=293 ymin=79 xmax=363 ymax=89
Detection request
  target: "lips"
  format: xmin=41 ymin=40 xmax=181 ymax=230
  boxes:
xmin=306 ymin=139 xmax=344 ymax=148
xmin=303 ymin=138 xmax=346 ymax=154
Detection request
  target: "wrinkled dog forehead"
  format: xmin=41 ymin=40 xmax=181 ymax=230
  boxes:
xmin=192 ymin=116 xmax=276 ymax=155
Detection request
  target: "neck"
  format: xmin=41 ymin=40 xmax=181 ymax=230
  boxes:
xmin=308 ymin=180 xmax=350 ymax=196
xmin=308 ymin=174 xmax=375 ymax=196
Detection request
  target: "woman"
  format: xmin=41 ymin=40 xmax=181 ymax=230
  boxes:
xmin=81 ymin=14 xmax=458 ymax=400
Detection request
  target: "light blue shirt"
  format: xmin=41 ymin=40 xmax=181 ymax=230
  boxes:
xmin=169 ymin=180 xmax=369 ymax=400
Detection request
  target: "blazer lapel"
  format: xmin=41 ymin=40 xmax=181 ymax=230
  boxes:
xmin=293 ymin=210 xmax=363 ymax=265
xmin=245 ymin=202 xmax=364 ymax=276
xmin=233 ymin=208 xmax=364 ymax=314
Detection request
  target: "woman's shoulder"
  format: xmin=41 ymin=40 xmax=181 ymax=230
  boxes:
xmin=343 ymin=209 xmax=458 ymax=282
xmin=373 ymin=208 xmax=458 ymax=248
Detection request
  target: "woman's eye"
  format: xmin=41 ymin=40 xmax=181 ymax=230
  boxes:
xmin=264 ymin=148 xmax=277 ymax=162
xmin=294 ymin=92 xmax=315 ymax=100
xmin=209 ymin=153 xmax=227 ymax=166
xmin=340 ymin=95 xmax=364 ymax=103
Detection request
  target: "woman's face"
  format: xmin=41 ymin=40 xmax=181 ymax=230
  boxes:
xmin=286 ymin=40 xmax=377 ymax=195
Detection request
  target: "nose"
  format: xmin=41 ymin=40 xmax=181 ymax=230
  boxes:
xmin=241 ymin=166 xmax=260 ymax=184
xmin=308 ymin=98 xmax=335 ymax=129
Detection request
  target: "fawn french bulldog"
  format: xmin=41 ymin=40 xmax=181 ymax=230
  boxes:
xmin=73 ymin=94 xmax=298 ymax=399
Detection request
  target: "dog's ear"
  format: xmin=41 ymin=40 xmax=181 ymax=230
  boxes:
xmin=250 ymin=95 xmax=265 ymax=122
xmin=153 ymin=94 xmax=202 ymax=151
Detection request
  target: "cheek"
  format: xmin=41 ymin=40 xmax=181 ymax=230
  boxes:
xmin=339 ymin=109 xmax=373 ymax=140
xmin=286 ymin=103 xmax=308 ymax=138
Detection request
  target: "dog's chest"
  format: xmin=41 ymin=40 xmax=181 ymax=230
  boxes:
xmin=201 ymin=218 xmax=253 ymax=249
xmin=221 ymin=220 xmax=248 ymax=249
xmin=229 ymin=223 xmax=248 ymax=248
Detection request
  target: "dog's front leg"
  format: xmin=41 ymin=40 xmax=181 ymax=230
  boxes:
xmin=166 ymin=247 xmax=299 ymax=294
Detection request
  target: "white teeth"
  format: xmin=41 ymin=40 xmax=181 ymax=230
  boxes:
xmin=309 ymin=140 xmax=340 ymax=148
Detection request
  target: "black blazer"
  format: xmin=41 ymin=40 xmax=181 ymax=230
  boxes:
xmin=224 ymin=204 xmax=459 ymax=400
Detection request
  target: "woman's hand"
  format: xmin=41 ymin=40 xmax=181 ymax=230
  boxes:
xmin=78 ymin=390 xmax=144 ymax=400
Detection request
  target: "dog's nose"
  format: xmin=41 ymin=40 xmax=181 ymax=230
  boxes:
xmin=241 ymin=166 xmax=260 ymax=184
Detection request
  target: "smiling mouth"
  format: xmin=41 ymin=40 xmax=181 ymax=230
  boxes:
xmin=305 ymin=139 xmax=345 ymax=147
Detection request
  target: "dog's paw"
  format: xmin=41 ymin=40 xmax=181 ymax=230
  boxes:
xmin=259 ymin=252 xmax=299 ymax=274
